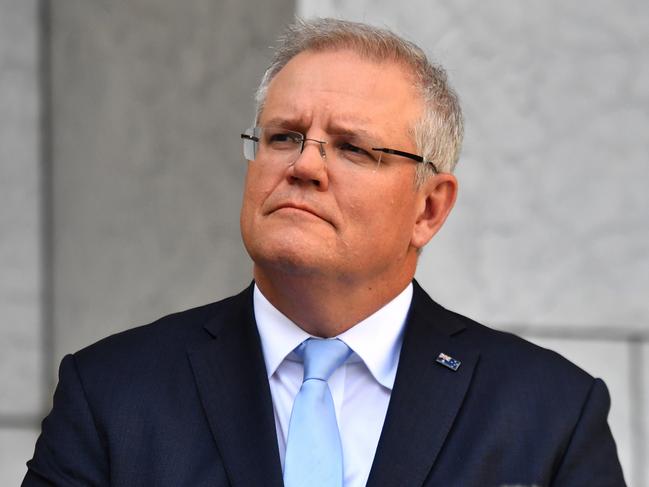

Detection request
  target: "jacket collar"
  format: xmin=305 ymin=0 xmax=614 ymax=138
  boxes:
xmin=187 ymin=284 xmax=284 ymax=487
xmin=366 ymin=280 xmax=480 ymax=486
xmin=188 ymin=281 xmax=479 ymax=487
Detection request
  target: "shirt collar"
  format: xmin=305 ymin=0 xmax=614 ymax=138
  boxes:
xmin=337 ymin=284 xmax=412 ymax=390
xmin=254 ymin=283 xmax=412 ymax=391
xmin=254 ymin=285 xmax=311 ymax=379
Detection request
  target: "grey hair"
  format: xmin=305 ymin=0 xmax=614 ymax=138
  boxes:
xmin=254 ymin=18 xmax=464 ymax=181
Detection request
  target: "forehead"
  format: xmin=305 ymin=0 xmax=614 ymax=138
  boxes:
xmin=260 ymin=49 xmax=423 ymax=139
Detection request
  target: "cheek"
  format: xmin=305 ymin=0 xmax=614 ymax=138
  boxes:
xmin=356 ymin=178 xmax=415 ymax=217
xmin=242 ymin=167 xmax=277 ymax=209
xmin=240 ymin=171 xmax=268 ymax=230
xmin=350 ymin=186 xmax=418 ymax=243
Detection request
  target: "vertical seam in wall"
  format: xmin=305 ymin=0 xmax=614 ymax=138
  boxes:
xmin=628 ymin=338 xmax=646 ymax=487
xmin=38 ymin=0 xmax=55 ymax=415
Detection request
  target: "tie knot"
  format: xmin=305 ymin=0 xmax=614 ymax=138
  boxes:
xmin=299 ymin=338 xmax=351 ymax=382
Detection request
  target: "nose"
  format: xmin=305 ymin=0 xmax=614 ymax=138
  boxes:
xmin=287 ymin=138 xmax=329 ymax=190
xmin=303 ymin=137 xmax=327 ymax=158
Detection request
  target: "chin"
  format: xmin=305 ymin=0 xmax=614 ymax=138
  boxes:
xmin=245 ymin=233 xmax=320 ymax=271
xmin=253 ymin=252 xmax=331 ymax=279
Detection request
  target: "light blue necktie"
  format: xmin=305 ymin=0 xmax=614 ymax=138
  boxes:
xmin=283 ymin=338 xmax=352 ymax=487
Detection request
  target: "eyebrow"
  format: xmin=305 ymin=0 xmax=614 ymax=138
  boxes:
xmin=262 ymin=116 xmax=382 ymax=142
xmin=263 ymin=116 xmax=306 ymax=128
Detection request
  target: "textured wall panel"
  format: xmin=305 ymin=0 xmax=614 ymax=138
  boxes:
xmin=0 ymin=428 xmax=39 ymax=486
xmin=51 ymin=0 xmax=295 ymax=362
xmin=643 ymin=343 xmax=649 ymax=486
xmin=298 ymin=0 xmax=649 ymax=329
xmin=0 ymin=0 xmax=42 ymax=415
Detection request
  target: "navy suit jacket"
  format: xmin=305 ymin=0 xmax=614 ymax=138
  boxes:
xmin=24 ymin=282 xmax=626 ymax=486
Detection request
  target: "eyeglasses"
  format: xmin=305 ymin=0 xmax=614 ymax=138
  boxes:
xmin=240 ymin=126 xmax=439 ymax=174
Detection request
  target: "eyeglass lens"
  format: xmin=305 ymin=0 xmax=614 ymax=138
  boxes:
xmin=242 ymin=126 xmax=383 ymax=169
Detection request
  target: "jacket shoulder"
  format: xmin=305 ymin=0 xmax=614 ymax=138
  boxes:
xmin=455 ymin=309 xmax=593 ymax=383
xmin=410 ymin=281 xmax=595 ymax=390
xmin=70 ymin=286 xmax=253 ymax=388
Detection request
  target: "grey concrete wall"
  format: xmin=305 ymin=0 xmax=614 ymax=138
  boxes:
xmin=3 ymin=0 xmax=294 ymax=482
xmin=50 ymin=0 xmax=295 ymax=362
xmin=0 ymin=0 xmax=42 ymax=484
xmin=299 ymin=1 xmax=649 ymax=485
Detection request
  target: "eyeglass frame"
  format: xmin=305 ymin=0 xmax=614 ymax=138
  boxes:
xmin=240 ymin=127 xmax=439 ymax=174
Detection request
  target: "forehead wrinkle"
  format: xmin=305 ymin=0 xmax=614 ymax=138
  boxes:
xmin=262 ymin=115 xmax=310 ymax=129
xmin=263 ymin=112 xmax=382 ymax=141
xmin=324 ymin=112 xmax=372 ymax=130
xmin=261 ymin=94 xmax=396 ymax=144
xmin=260 ymin=101 xmax=312 ymax=126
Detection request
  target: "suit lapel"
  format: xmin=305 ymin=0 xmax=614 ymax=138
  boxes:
xmin=186 ymin=286 xmax=283 ymax=487
xmin=366 ymin=281 xmax=480 ymax=487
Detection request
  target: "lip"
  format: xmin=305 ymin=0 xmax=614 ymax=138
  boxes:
xmin=270 ymin=202 xmax=333 ymax=225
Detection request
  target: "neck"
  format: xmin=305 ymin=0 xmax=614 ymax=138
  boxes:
xmin=253 ymin=265 xmax=416 ymax=337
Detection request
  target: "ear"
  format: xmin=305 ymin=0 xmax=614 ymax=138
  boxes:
xmin=410 ymin=173 xmax=458 ymax=249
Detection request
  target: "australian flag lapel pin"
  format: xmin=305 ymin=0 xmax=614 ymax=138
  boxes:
xmin=436 ymin=352 xmax=461 ymax=371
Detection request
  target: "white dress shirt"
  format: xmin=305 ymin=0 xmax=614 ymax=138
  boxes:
xmin=254 ymin=283 xmax=412 ymax=487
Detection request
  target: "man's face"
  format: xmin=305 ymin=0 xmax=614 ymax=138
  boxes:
xmin=240 ymin=49 xmax=432 ymax=286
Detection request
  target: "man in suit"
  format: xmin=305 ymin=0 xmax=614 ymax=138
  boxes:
xmin=24 ymin=18 xmax=625 ymax=486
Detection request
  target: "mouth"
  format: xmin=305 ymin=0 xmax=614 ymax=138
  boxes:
xmin=269 ymin=202 xmax=333 ymax=226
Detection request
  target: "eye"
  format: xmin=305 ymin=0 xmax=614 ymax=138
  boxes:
xmin=339 ymin=142 xmax=371 ymax=157
xmin=337 ymin=141 xmax=378 ymax=167
xmin=270 ymin=133 xmax=296 ymax=142
xmin=268 ymin=132 xmax=301 ymax=143
xmin=264 ymin=130 xmax=303 ymax=150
